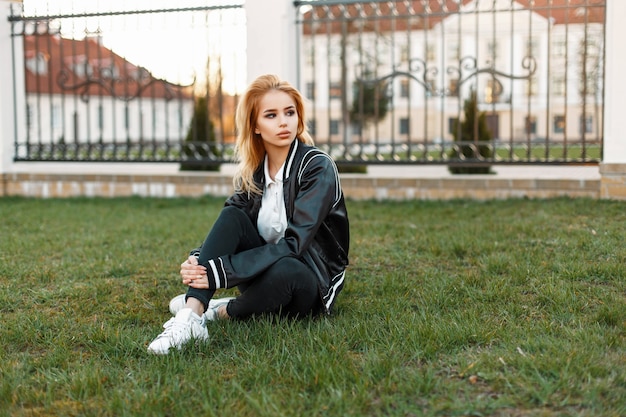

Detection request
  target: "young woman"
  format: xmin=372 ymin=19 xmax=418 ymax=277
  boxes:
xmin=148 ymin=74 xmax=350 ymax=354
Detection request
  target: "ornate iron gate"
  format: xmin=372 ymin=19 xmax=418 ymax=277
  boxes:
xmin=10 ymin=1 xmax=606 ymax=167
xmin=10 ymin=2 xmax=245 ymax=166
xmin=295 ymin=0 xmax=605 ymax=167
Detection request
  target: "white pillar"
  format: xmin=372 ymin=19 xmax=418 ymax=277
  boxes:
xmin=600 ymin=0 xmax=626 ymax=199
xmin=244 ymin=0 xmax=297 ymax=85
xmin=603 ymin=0 xmax=626 ymax=163
xmin=0 ymin=0 xmax=24 ymax=176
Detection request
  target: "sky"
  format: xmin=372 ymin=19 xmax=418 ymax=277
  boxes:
xmin=22 ymin=0 xmax=247 ymax=94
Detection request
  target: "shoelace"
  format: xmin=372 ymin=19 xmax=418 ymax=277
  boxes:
xmin=157 ymin=317 xmax=188 ymax=341
xmin=161 ymin=317 xmax=175 ymax=330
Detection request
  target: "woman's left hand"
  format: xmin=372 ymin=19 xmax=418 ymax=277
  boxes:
xmin=180 ymin=255 xmax=209 ymax=288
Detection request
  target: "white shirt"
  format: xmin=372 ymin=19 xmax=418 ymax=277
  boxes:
xmin=257 ymin=155 xmax=288 ymax=244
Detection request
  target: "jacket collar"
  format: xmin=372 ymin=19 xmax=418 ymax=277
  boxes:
xmin=254 ymin=139 xmax=300 ymax=185
xmin=283 ymin=139 xmax=299 ymax=180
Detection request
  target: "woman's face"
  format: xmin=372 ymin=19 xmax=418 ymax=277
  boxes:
xmin=254 ymin=90 xmax=298 ymax=153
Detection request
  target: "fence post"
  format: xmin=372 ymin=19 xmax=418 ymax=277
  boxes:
xmin=600 ymin=0 xmax=626 ymax=199
xmin=0 ymin=0 xmax=22 ymax=180
xmin=244 ymin=0 xmax=297 ymax=85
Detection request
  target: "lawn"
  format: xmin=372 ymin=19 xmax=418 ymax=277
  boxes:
xmin=0 ymin=196 xmax=624 ymax=417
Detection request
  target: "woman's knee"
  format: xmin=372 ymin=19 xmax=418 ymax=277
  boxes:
xmin=220 ymin=205 xmax=248 ymax=223
xmin=212 ymin=206 xmax=261 ymax=250
xmin=269 ymin=258 xmax=317 ymax=289
xmin=230 ymin=258 xmax=319 ymax=319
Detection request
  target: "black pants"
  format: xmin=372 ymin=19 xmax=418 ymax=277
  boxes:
xmin=186 ymin=206 xmax=321 ymax=319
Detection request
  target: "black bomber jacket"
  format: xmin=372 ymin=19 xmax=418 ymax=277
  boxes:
xmin=190 ymin=139 xmax=350 ymax=314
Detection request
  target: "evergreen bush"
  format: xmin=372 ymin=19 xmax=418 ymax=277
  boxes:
xmin=180 ymin=95 xmax=220 ymax=172
xmin=448 ymin=89 xmax=494 ymax=174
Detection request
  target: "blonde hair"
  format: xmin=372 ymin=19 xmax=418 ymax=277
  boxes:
xmin=233 ymin=74 xmax=314 ymax=195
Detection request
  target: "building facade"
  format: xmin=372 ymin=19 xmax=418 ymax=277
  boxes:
xmin=299 ymin=0 xmax=604 ymax=153
xmin=23 ymin=27 xmax=193 ymax=155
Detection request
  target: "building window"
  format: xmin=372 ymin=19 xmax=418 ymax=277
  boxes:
xmin=308 ymin=119 xmax=316 ymax=135
xmin=26 ymin=52 xmax=48 ymax=75
xmin=526 ymin=77 xmax=538 ymax=97
xmin=329 ymin=82 xmax=341 ymax=100
xmin=580 ymin=74 xmax=598 ymax=96
xmin=525 ymin=116 xmax=537 ymax=135
xmin=400 ymin=45 xmax=409 ymax=62
xmin=100 ymin=65 xmax=119 ymax=79
xmin=376 ymin=42 xmax=389 ymax=58
xmin=400 ymin=79 xmax=410 ymax=98
xmin=448 ymin=117 xmax=459 ymax=134
xmin=426 ymin=43 xmax=436 ymax=62
xmin=328 ymin=45 xmax=341 ymax=67
xmin=551 ymin=75 xmax=566 ymax=96
xmin=98 ymin=105 xmax=104 ymax=130
xmin=124 ymin=105 xmax=130 ymax=130
xmin=448 ymin=40 xmax=460 ymax=61
xmin=448 ymin=78 xmax=459 ymax=96
xmin=425 ymin=77 xmax=437 ymax=96
xmin=72 ymin=57 xmax=92 ymax=78
xmin=352 ymin=122 xmax=362 ymax=136
xmin=553 ymin=38 xmax=567 ymax=57
xmin=26 ymin=103 xmax=33 ymax=129
xmin=306 ymin=82 xmax=315 ymax=100
xmin=487 ymin=40 xmax=499 ymax=61
xmin=485 ymin=79 xmax=501 ymax=104
xmin=329 ymin=119 xmax=339 ymax=135
xmin=579 ymin=115 xmax=593 ymax=134
xmin=132 ymin=67 xmax=149 ymax=82
xmin=553 ymin=115 xmax=565 ymax=134
xmin=139 ymin=111 xmax=145 ymax=139
xmin=305 ymin=45 xmax=315 ymax=65
xmin=526 ymin=37 xmax=539 ymax=58
xmin=51 ymin=105 xmax=62 ymax=130
xmin=399 ymin=118 xmax=409 ymax=135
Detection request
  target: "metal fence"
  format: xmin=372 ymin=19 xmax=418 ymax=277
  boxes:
xmin=10 ymin=0 xmax=605 ymax=167
xmin=10 ymin=1 xmax=245 ymax=167
xmin=295 ymin=0 xmax=605 ymax=167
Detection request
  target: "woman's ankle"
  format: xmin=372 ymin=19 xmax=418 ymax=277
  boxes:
xmin=217 ymin=305 xmax=230 ymax=320
xmin=185 ymin=297 xmax=206 ymax=317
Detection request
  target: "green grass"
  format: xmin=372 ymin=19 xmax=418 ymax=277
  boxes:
xmin=1 ymin=196 xmax=624 ymax=417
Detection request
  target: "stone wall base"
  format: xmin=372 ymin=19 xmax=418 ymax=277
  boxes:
xmin=600 ymin=163 xmax=626 ymax=200
xmin=2 ymin=172 xmax=601 ymax=200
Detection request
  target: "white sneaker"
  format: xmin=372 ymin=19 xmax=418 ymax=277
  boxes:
xmin=169 ymin=294 xmax=235 ymax=321
xmin=205 ymin=297 xmax=235 ymax=321
xmin=168 ymin=294 xmax=187 ymax=315
xmin=147 ymin=308 xmax=208 ymax=355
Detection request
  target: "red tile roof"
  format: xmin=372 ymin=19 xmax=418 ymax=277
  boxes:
xmin=516 ymin=0 xmax=605 ymax=24
xmin=301 ymin=0 xmax=604 ymax=35
xmin=24 ymin=32 xmax=192 ymax=100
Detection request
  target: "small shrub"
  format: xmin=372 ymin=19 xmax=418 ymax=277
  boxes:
xmin=180 ymin=95 xmax=220 ymax=172
xmin=337 ymin=164 xmax=368 ymax=174
xmin=448 ymin=89 xmax=494 ymax=174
